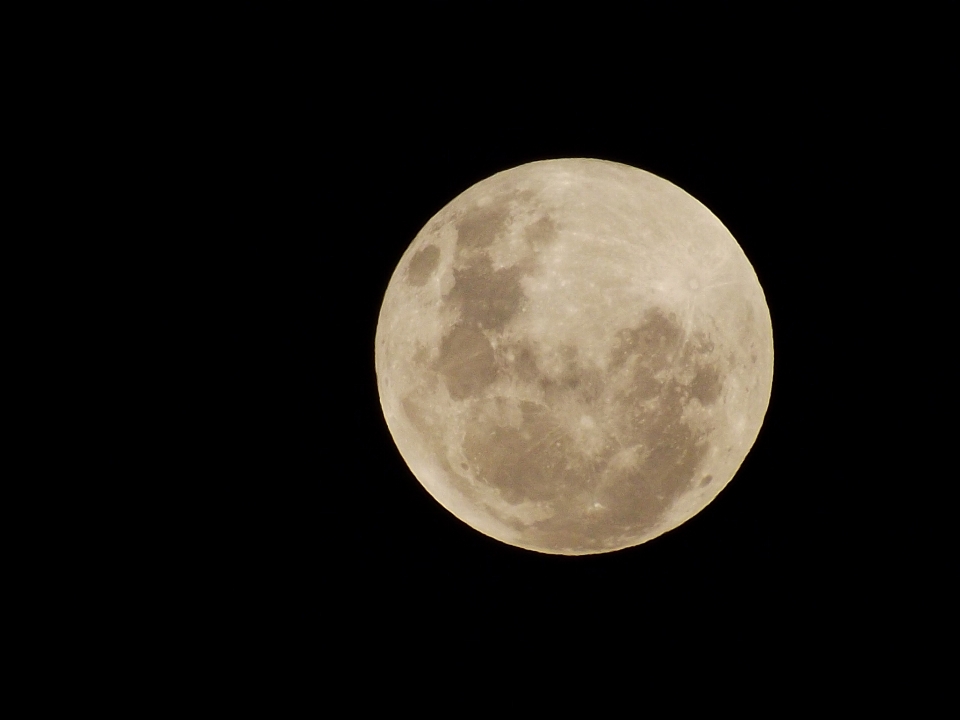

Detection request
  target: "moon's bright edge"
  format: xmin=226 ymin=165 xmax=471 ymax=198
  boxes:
xmin=376 ymin=158 xmax=773 ymax=555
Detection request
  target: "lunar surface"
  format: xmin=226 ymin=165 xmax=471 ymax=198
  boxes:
xmin=375 ymin=158 xmax=772 ymax=555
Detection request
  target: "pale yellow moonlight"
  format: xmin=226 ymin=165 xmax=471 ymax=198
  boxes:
xmin=376 ymin=158 xmax=773 ymax=555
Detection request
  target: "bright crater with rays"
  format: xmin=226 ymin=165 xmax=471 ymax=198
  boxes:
xmin=376 ymin=158 xmax=773 ymax=554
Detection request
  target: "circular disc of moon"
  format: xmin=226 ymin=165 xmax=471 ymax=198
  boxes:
xmin=375 ymin=158 xmax=773 ymax=555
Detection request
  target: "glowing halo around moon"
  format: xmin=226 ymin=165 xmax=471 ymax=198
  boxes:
xmin=375 ymin=158 xmax=773 ymax=555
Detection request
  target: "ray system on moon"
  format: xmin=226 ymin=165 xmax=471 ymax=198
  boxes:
xmin=376 ymin=159 xmax=773 ymax=555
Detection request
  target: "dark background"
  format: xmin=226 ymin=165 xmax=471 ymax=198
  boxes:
xmin=85 ymin=4 xmax=946 ymax=669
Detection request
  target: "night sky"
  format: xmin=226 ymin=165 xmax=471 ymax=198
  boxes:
xmin=116 ymin=4 xmax=944 ymax=670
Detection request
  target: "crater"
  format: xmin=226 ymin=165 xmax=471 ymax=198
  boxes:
xmin=596 ymin=380 xmax=709 ymax=535
xmin=609 ymin=307 xmax=685 ymax=373
xmin=456 ymin=198 xmax=512 ymax=249
xmin=400 ymin=395 xmax=461 ymax=485
xmin=412 ymin=345 xmax=429 ymax=366
xmin=524 ymin=215 xmax=559 ymax=247
xmin=506 ymin=340 xmax=541 ymax=383
xmin=401 ymin=396 xmax=429 ymax=438
xmin=538 ymin=344 xmax=603 ymax=405
xmin=690 ymin=364 xmax=722 ymax=406
xmin=444 ymin=254 xmax=527 ymax=332
xmin=433 ymin=325 xmax=498 ymax=400
xmin=405 ymin=244 xmax=441 ymax=286
xmin=623 ymin=365 xmax=663 ymax=404
xmin=539 ymin=305 xmax=717 ymax=541
xmin=450 ymin=304 xmax=719 ymax=548
xmin=463 ymin=401 xmax=586 ymax=506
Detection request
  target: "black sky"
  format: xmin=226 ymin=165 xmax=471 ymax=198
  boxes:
xmin=119 ymin=4 xmax=947 ymax=666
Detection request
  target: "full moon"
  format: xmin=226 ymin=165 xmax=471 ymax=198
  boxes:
xmin=375 ymin=158 xmax=773 ymax=555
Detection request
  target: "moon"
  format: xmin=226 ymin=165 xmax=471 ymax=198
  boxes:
xmin=375 ymin=158 xmax=773 ymax=555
